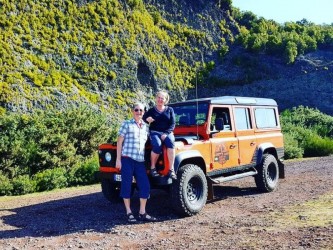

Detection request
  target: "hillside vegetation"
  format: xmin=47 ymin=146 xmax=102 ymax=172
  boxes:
xmin=1 ymin=0 xmax=332 ymax=116
xmin=234 ymin=12 xmax=333 ymax=64
xmin=0 ymin=0 xmax=225 ymax=116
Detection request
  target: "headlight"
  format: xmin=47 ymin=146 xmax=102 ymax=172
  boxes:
xmin=105 ymin=152 xmax=112 ymax=162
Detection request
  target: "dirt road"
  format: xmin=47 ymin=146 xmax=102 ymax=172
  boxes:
xmin=1 ymin=156 xmax=333 ymax=249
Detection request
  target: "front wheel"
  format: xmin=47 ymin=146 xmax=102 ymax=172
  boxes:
xmin=255 ymin=154 xmax=279 ymax=192
xmin=171 ymin=164 xmax=208 ymax=216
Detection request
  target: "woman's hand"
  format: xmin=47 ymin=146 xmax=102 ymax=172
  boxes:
xmin=146 ymin=116 xmax=155 ymax=124
xmin=161 ymin=133 xmax=167 ymax=141
xmin=116 ymin=159 xmax=122 ymax=170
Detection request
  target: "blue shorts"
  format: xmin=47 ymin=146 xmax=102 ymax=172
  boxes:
xmin=150 ymin=131 xmax=175 ymax=154
xmin=120 ymin=157 xmax=150 ymax=199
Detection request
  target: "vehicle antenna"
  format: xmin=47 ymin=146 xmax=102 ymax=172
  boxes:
xmin=196 ymin=70 xmax=199 ymax=139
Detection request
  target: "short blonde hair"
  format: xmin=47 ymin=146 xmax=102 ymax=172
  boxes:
xmin=156 ymin=90 xmax=170 ymax=104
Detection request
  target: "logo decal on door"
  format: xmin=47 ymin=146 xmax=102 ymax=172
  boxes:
xmin=214 ymin=144 xmax=229 ymax=164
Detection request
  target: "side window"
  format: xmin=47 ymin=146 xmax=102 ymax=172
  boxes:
xmin=235 ymin=107 xmax=252 ymax=130
xmin=254 ymin=108 xmax=278 ymax=128
xmin=211 ymin=107 xmax=231 ymax=131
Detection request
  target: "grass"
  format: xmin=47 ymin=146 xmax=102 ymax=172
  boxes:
xmin=270 ymin=192 xmax=333 ymax=228
xmin=0 ymin=184 xmax=100 ymax=209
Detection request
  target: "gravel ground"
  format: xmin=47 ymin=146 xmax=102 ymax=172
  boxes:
xmin=1 ymin=156 xmax=333 ymax=249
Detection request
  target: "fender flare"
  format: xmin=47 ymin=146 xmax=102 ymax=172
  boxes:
xmin=174 ymin=150 xmax=205 ymax=172
xmin=256 ymin=142 xmax=277 ymax=165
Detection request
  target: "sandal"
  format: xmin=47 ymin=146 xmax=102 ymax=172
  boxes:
xmin=138 ymin=213 xmax=157 ymax=222
xmin=169 ymin=170 xmax=177 ymax=180
xmin=127 ymin=213 xmax=137 ymax=223
xmin=150 ymin=168 xmax=160 ymax=178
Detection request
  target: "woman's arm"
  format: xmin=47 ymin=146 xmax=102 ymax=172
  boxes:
xmin=165 ymin=107 xmax=176 ymax=134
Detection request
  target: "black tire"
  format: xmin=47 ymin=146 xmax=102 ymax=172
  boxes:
xmin=255 ymin=154 xmax=279 ymax=192
xmin=101 ymin=179 xmax=122 ymax=203
xmin=171 ymin=164 xmax=208 ymax=216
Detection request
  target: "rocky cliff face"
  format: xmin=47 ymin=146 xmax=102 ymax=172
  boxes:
xmin=144 ymin=0 xmax=333 ymax=116
xmin=188 ymin=50 xmax=333 ymax=115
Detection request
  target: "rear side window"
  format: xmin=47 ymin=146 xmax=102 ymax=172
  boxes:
xmin=235 ymin=107 xmax=252 ymax=130
xmin=254 ymin=108 xmax=278 ymax=128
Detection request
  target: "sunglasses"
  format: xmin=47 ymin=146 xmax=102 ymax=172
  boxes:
xmin=134 ymin=109 xmax=143 ymax=112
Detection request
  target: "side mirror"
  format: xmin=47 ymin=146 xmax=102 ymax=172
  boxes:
xmin=215 ymin=118 xmax=224 ymax=131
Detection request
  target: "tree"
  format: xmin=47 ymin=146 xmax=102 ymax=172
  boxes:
xmin=284 ymin=41 xmax=298 ymax=64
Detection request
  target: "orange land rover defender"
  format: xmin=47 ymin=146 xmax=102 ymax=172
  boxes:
xmin=98 ymin=96 xmax=285 ymax=216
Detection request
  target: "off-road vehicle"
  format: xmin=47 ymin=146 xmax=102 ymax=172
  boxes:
xmin=98 ymin=96 xmax=285 ymax=216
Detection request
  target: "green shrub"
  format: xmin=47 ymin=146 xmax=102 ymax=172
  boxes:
xmin=281 ymin=106 xmax=333 ymax=138
xmin=11 ymin=175 xmax=36 ymax=195
xmin=0 ymin=175 xmax=13 ymax=196
xmin=67 ymin=156 xmax=99 ymax=186
xmin=128 ymin=0 xmax=144 ymax=9
xmin=303 ymin=135 xmax=333 ymax=157
xmin=34 ymin=168 xmax=68 ymax=192
xmin=281 ymin=106 xmax=333 ymax=159
xmin=219 ymin=44 xmax=229 ymax=58
xmin=0 ymin=106 xmax=114 ymax=179
xmin=0 ymin=105 xmax=118 ymax=196
xmin=284 ymin=41 xmax=298 ymax=64
xmin=283 ymin=133 xmax=304 ymax=159
xmin=151 ymin=11 xmax=161 ymax=25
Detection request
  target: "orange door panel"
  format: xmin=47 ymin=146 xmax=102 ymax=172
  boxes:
xmin=236 ymin=130 xmax=257 ymax=165
xmin=210 ymin=131 xmax=239 ymax=170
xmin=255 ymin=130 xmax=284 ymax=149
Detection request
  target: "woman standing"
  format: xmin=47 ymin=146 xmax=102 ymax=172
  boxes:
xmin=116 ymin=103 xmax=157 ymax=223
xmin=143 ymin=90 xmax=177 ymax=180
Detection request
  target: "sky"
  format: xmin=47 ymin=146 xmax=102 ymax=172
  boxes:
xmin=232 ymin=0 xmax=333 ymax=25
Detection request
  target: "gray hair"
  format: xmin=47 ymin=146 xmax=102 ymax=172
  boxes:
xmin=132 ymin=102 xmax=145 ymax=110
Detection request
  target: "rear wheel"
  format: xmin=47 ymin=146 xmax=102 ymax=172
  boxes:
xmin=171 ymin=164 xmax=208 ymax=216
xmin=255 ymin=154 xmax=279 ymax=192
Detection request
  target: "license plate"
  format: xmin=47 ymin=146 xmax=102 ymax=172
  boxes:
xmin=114 ymin=174 xmax=122 ymax=181
xmin=113 ymin=174 xmax=136 ymax=183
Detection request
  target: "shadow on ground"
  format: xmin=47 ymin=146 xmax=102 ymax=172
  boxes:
xmin=0 ymin=188 xmax=179 ymax=240
xmin=0 ymin=182 xmax=259 ymax=239
xmin=210 ymin=184 xmax=259 ymax=202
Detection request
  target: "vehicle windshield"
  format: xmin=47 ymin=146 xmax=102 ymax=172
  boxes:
xmin=171 ymin=103 xmax=209 ymax=126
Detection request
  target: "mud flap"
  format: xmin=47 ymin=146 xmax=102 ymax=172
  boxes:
xmin=278 ymin=161 xmax=285 ymax=179
xmin=207 ymin=179 xmax=214 ymax=200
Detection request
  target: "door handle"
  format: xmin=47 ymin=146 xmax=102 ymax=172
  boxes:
xmin=230 ymin=144 xmax=236 ymax=149
xmin=250 ymin=142 xmax=256 ymax=146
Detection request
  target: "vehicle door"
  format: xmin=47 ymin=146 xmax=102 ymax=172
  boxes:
xmin=209 ymin=106 xmax=239 ymax=170
xmin=234 ymin=106 xmax=257 ymax=166
xmin=253 ymin=106 xmax=284 ymax=156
